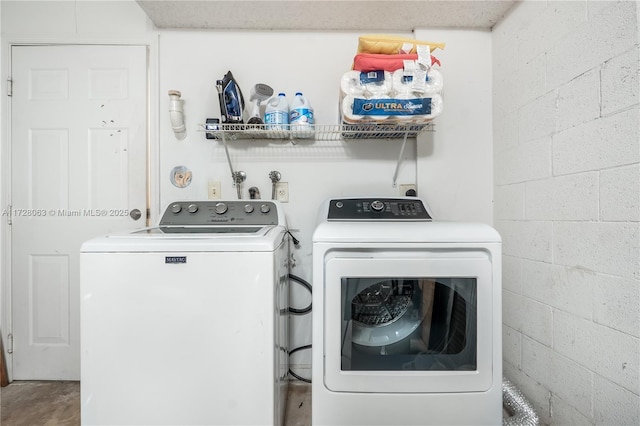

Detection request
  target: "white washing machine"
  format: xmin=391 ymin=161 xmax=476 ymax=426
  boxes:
xmin=80 ymin=200 xmax=289 ymax=426
xmin=312 ymin=197 xmax=502 ymax=425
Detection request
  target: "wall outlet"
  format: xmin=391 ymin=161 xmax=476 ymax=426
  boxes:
xmin=275 ymin=182 xmax=289 ymax=203
xmin=208 ymin=180 xmax=221 ymax=199
xmin=399 ymin=184 xmax=416 ymax=196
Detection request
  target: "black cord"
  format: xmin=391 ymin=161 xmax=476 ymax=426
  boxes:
xmin=288 ymin=344 xmax=312 ymax=383
xmin=288 ymin=273 xmax=312 ymax=314
xmin=287 ymin=273 xmax=312 ymax=382
xmin=286 ymin=230 xmax=300 ymax=247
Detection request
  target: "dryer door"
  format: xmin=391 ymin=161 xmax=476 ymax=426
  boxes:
xmin=324 ymin=249 xmax=495 ymax=393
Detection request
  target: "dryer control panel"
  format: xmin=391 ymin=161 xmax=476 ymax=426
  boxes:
xmin=160 ymin=200 xmax=279 ymax=226
xmin=328 ymin=198 xmax=432 ymax=221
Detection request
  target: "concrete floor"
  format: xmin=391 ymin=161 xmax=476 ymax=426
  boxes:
xmin=0 ymin=380 xmax=312 ymax=426
xmin=1 ymin=381 xmax=81 ymax=426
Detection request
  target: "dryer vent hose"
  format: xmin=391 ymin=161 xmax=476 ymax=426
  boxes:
xmin=503 ymin=376 xmax=540 ymax=426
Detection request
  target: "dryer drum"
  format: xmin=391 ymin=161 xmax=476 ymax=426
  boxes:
xmin=351 ymin=280 xmax=414 ymax=327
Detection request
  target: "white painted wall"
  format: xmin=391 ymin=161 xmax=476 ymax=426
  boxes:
xmin=0 ymin=1 xmax=493 ymax=378
xmin=493 ymin=1 xmax=640 ymax=424
xmin=415 ymin=28 xmax=493 ymax=223
xmin=157 ymin=28 xmax=493 ymax=370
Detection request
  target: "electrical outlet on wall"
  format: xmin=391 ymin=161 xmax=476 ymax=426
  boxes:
xmin=399 ymin=184 xmax=416 ymax=196
xmin=208 ymin=181 xmax=221 ymax=199
xmin=275 ymin=182 xmax=289 ymax=203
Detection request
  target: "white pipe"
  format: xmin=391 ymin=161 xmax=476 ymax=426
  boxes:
xmin=168 ymin=90 xmax=186 ymax=140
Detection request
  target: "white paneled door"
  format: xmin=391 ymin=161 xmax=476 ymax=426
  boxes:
xmin=10 ymin=45 xmax=148 ymax=380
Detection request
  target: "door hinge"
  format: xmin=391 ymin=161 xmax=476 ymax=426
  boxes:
xmin=146 ymin=208 xmax=150 ymax=220
xmin=7 ymin=333 xmax=13 ymax=354
xmin=7 ymin=79 xmax=12 ymax=97
xmin=4 ymin=204 xmax=11 ymax=225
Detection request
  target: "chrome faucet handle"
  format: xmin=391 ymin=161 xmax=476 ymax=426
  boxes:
xmin=269 ymin=171 xmax=281 ymax=200
xmin=233 ymin=171 xmax=246 ymax=199
xmin=269 ymin=170 xmax=281 ymax=183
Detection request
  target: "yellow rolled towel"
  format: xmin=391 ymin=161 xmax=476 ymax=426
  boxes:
xmin=358 ymin=34 xmax=445 ymax=54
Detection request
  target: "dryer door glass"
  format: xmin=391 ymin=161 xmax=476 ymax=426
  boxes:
xmin=323 ymin=253 xmax=494 ymax=393
xmin=342 ymin=277 xmax=476 ymax=372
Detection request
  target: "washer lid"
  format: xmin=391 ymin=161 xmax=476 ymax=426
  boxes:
xmin=81 ymin=224 xmax=287 ymax=252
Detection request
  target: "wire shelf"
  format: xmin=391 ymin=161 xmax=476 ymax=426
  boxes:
xmin=200 ymin=122 xmax=435 ymax=142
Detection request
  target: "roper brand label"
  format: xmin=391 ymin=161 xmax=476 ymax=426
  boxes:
xmin=165 ymin=256 xmax=187 ymax=264
xmin=352 ymin=97 xmax=432 ymax=116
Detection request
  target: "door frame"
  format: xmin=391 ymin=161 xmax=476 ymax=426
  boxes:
xmin=0 ymin=36 xmax=160 ymax=381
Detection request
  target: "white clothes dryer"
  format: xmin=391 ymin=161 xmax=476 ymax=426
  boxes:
xmin=80 ymin=200 xmax=289 ymax=426
xmin=312 ymin=197 xmax=502 ymax=425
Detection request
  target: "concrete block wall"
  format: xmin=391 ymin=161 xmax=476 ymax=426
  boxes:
xmin=493 ymin=1 xmax=639 ymax=424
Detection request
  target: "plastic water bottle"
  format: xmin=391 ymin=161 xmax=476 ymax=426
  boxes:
xmin=289 ymin=92 xmax=315 ymax=138
xmin=264 ymin=93 xmax=289 ymax=136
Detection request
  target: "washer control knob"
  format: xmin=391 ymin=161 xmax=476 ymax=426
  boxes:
xmin=370 ymin=200 xmax=385 ymax=212
xmin=170 ymin=203 xmax=182 ymax=214
xmin=260 ymin=203 xmax=271 ymax=214
xmin=244 ymin=204 xmax=255 ymax=213
xmin=214 ymin=202 xmax=228 ymax=215
xmin=187 ymin=203 xmax=199 ymax=214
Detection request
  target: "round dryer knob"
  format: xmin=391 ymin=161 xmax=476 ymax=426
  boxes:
xmin=170 ymin=203 xmax=182 ymax=214
xmin=260 ymin=203 xmax=271 ymax=214
xmin=214 ymin=202 xmax=228 ymax=215
xmin=370 ymin=200 xmax=385 ymax=212
xmin=187 ymin=203 xmax=199 ymax=214
xmin=244 ymin=204 xmax=255 ymax=213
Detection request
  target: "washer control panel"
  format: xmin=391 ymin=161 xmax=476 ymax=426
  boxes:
xmin=328 ymin=198 xmax=432 ymax=221
xmin=160 ymin=201 xmax=279 ymax=226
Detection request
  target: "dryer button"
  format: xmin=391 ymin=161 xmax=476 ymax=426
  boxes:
xmin=244 ymin=204 xmax=255 ymax=213
xmin=170 ymin=203 xmax=182 ymax=214
xmin=187 ymin=203 xmax=199 ymax=214
xmin=260 ymin=204 xmax=271 ymax=214
xmin=370 ymin=200 xmax=385 ymax=212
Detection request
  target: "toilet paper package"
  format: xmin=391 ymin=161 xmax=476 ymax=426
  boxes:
xmin=392 ymin=68 xmax=443 ymax=96
xmin=339 ymin=68 xmax=443 ymax=127
xmin=339 ymin=35 xmax=445 ymax=137
xmin=340 ymin=95 xmax=438 ymax=139
xmin=341 ymin=70 xmax=393 ymax=98
xmin=341 ymin=94 xmax=443 ymax=124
